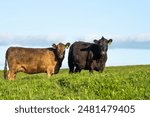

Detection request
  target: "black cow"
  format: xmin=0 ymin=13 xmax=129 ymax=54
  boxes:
xmin=68 ymin=36 xmax=112 ymax=73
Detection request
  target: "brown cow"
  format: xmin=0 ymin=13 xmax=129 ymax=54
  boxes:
xmin=4 ymin=42 xmax=70 ymax=80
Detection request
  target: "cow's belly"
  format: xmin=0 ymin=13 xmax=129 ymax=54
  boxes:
xmin=27 ymin=65 xmax=47 ymax=73
xmin=16 ymin=62 xmax=50 ymax=74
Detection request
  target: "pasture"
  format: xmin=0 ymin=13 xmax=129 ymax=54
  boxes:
xmin=0 ymin=65 xmax=150 ymax=100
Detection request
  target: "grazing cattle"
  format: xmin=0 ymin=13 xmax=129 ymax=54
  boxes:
xmin=68 ymin=36 xmax=112 ymax=73
xmin=4 ymin=42 xmax=70 ymax=80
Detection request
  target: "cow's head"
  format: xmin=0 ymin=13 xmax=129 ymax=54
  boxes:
xmin=52 ymin=42 xmax=70 ymax=59
xmin=94 ymin=36 xmax=112 ymax=55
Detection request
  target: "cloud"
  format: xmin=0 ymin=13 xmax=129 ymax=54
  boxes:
xmin=111 ymin=33 xmax=150 ymax=42
xmin=0 ymin=33 xmax=13 ymax=45
xmin=0 ymin=33 xmax=150 ymax=49
xmin=0 ymin=33 xmax=67 ymax=47
xmin=109 ymin=33 xmax=150 ymax=49
xmin=81 ymin=33 xmax=150 ymax=49
xmin=83 ymin=33 xmax=150 ymax=42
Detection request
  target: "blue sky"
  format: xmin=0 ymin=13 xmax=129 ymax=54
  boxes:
xmin=0 ymin=0 xmax=150 ymax=69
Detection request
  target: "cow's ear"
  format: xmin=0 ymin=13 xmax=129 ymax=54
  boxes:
xmin=52 ymin=44 xmax=57 ymax=49
xmin=94 ymin=39 xmax=99 ymax=44
xmin=101 ymin=36 xmax=105 ymax=39
xmin=108 ymin=39 xmax=113 ymax=45
xmin=65 ymin=43 xmax=70 ymax=49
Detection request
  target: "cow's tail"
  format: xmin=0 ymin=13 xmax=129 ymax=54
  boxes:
xmin=4 ymin=58 xmax=7 ymax=79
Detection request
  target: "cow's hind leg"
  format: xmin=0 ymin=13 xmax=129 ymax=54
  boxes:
xmin=8 ymin=70 xmax=16 ymax=80
xmin=68 ymin=62 xmax=75 ymax=73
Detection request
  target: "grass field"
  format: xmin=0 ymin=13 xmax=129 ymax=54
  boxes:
xmin=0 ymin=65 xmax=150 ymax=100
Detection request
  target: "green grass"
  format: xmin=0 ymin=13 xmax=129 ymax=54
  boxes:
xmin=0 ymin=65 xmax=150 ymax=100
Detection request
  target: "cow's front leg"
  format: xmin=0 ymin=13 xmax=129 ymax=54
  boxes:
xmin=47 ymin=71 xmax=52 ymax=78
xmin=89 ymin=65 xmax=94 ymax=73
xmin=89 ymin=69 xmax=94 ymax=73
xmin=47 ymin=67 xmax=54 ymax=78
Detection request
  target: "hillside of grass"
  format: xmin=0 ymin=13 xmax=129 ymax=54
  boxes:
xmin=0 ymin=65 xmax=150 ymax=100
